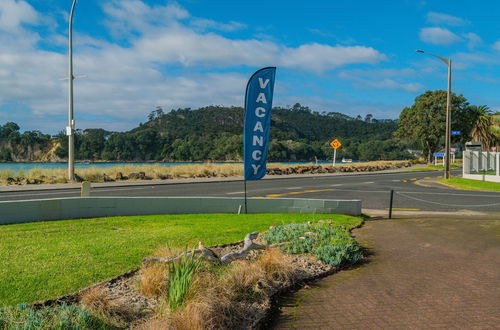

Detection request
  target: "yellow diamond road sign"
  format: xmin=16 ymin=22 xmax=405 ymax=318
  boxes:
xmin=330 ymin=139 xmax=341 ymax=150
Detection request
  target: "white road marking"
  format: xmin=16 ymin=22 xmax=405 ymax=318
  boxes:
xmin=226 ymin=191 xmax=244 ymax=195
xmin=330 ymin=184 xmax=343 ymax=187
xmin=328 ymin=188 xmax=500 ymax=198
xmin=286 ymin=187 xmax=303 ymax=190
xmin=97 ymin=187 xmax=150 ymax=192
xmin=363 ymin=182 xmax=375 ymax=184
xmin=391 ymin=180 xmax=400 ymax=182
xmin=1 ymin=191 xmax=80 ymax=198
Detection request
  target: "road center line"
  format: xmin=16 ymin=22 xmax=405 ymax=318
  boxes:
xmin=265 ymin=188 xmax=335 ymax=198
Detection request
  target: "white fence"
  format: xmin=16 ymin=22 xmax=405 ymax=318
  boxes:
xmin=462 ymin=151 xmax=500 ymax=183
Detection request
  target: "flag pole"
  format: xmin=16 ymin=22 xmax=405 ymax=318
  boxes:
xmin=244 ymin=179 xmax=248 ymax=214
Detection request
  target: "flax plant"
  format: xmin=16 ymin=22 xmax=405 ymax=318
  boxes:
xmin=167 ymin=249 xmax=203 ymax=311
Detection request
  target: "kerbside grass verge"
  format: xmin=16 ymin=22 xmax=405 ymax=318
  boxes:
xmin=0 ymin=213 xmax=361 ymax=307
xmin=0 ymin=160 xmax=413 ymax=184
xmin=409 ymin=164 xmax=460 ymax=172
xmin=438 ymin=177 xmax=500 ymax=192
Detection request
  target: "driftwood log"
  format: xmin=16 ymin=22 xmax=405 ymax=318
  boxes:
xmin=142 ymin=232 xmax=285 ymax=266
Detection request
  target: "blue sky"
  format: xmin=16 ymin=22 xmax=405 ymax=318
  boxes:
xmin=1 ymin=0 xmax=500 ymax=134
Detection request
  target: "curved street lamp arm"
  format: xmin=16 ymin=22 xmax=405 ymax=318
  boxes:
xmin=416 ymin=49 xmax=450 ymax=65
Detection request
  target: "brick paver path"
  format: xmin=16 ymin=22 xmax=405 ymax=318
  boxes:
xmin=273 ymin=218 xmax=500 ymax=329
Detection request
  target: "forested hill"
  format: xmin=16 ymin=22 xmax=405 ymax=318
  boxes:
xmin=0 ymin=103 xmax=412 ymax=162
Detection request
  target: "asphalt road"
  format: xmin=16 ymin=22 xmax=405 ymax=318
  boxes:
xmin=1 ymin=169 xmax=499 ymax=214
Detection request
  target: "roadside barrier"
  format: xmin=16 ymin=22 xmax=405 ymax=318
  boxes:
xmin=0 ymin=197 xmax=362 ymax=225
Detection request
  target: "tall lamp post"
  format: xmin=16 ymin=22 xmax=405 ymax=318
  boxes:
xmin=67 ymin=0 xmax=77 ymax=181
xmin=416 ymin=49 xmax=452 ymax=179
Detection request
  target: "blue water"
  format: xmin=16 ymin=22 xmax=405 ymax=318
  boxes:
xmin=0 ymin=161 xmax=341 ymax=172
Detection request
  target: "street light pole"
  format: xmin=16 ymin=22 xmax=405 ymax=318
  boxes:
xmin=416 ymin=49 xmax=452 ymax=179
xmin=67 ymin=0 xmax=77 ymax=181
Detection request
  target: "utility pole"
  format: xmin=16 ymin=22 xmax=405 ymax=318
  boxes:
xmin=67 ymin=0 xmax=77 ymax=181
xmin=416 ymin=50 xmax=452 ymax=179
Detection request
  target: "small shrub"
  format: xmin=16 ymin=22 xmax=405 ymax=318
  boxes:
xmin=168 ymin=250 xmax=203 ymax=310
xmin=263 ymin=221 xmax=363 ymax=266
xmin=81 ymin=287 xmax=112 ymax=312
xmin=80 ymin=286 xmax=139 ymax=328
xmin=140 ymin=264 xmax=168 ymax=297
xmin=258 ymin=248 xmax=294 ymax=283
xmin=0 ymin=302 xmax=111 ymax=329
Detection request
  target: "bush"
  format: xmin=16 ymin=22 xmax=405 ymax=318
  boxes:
xmin=263 ymin=222 xmax=362 ymax=266
xmin=0 ymin=303 xmax=112 ymax=329
xmin=167 ymin=249 xmax=203 ymax=310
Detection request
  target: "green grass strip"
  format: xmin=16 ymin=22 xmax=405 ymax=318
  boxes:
xmin=439 ymin=178 xmax=500 ymax=192
xmin=409 ymin=164 xmax=460 ymax=172
xmin=0 ymin=213 xmax=362 ymax=307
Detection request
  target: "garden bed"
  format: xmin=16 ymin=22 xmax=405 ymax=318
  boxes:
xmin=1 ymin=219 xmax=364 ymax=329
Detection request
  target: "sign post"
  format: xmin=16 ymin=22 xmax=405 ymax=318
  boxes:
xmin=329 ymin=139 xmax=342 ymax=165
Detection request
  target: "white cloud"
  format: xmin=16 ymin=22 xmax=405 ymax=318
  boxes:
xmin=340 ymin=68 xmax=417 ymax=79
xmin=0 ymin=0 xmax=38 ymax=31
xmin=463 ymin=32 xmax=482 ymax=49
xmin=419 ymin=27 xmax=461 ymax=45
xmin=493 ymin=40 xmax=500 ymax=51
xmin=426 ymin=12 xmax=469 ymax=26
xmin=453 ymin=51 xmax=500 ymax=69
xmin=0 ymin=0 xmax=387 ymax=133
xmin=190 ymin=18 xmax=246 ymax=32
xmin=338 ymin=72 xmax=423 ymax=93
xmin=281 ymin=44 xmax=386 ymax=73
xmin=102 ymin=0 xmax=189 ymax=38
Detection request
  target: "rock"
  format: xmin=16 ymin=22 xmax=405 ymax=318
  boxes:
xmin=103 ymin=174 xmax=115 ymax=182
xmin=128 ymin=172 xmax=151 ymax=180
xmin=115 ymin=172 xmax=126 ymax=180
xmin=27 ymin=178 xmax=43 ymax=184
xmin=74 ymin=174 xmax=84 ymax=182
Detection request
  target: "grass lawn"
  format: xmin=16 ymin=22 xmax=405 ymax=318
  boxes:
xmin=409 ymin=164 xmax=460 ymax=172
xmin=439 ymin=178 xmax=500 ymax=192
xmin=0 ymin=213 xmax=362 ymax=307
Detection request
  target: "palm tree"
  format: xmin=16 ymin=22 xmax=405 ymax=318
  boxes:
xmin=491 ymin=112 xmax=500 ymax=150
xmin=470 ymin=105 xmax=496 ymax=150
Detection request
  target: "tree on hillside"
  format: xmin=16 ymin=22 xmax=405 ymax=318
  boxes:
xmin=364 ymin=114 xmax=373 ymax=123
xmin=470 ymin=105 xmax=497 ymax=150
xmin=396 ymin=90 xmax=473 ymax=162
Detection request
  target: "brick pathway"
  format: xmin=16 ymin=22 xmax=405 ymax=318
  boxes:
xmin=272 ymin=218 xmax=500 ymax=329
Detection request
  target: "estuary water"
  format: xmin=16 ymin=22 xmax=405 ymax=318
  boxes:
xmin=0 ymin=161 xmax=338 ymax=172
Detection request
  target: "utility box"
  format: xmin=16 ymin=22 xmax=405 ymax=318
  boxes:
xmin=465 ymin=141 xmax=482 ymax=152
xmin=81 ymin=182 xmax=91 ymax=197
